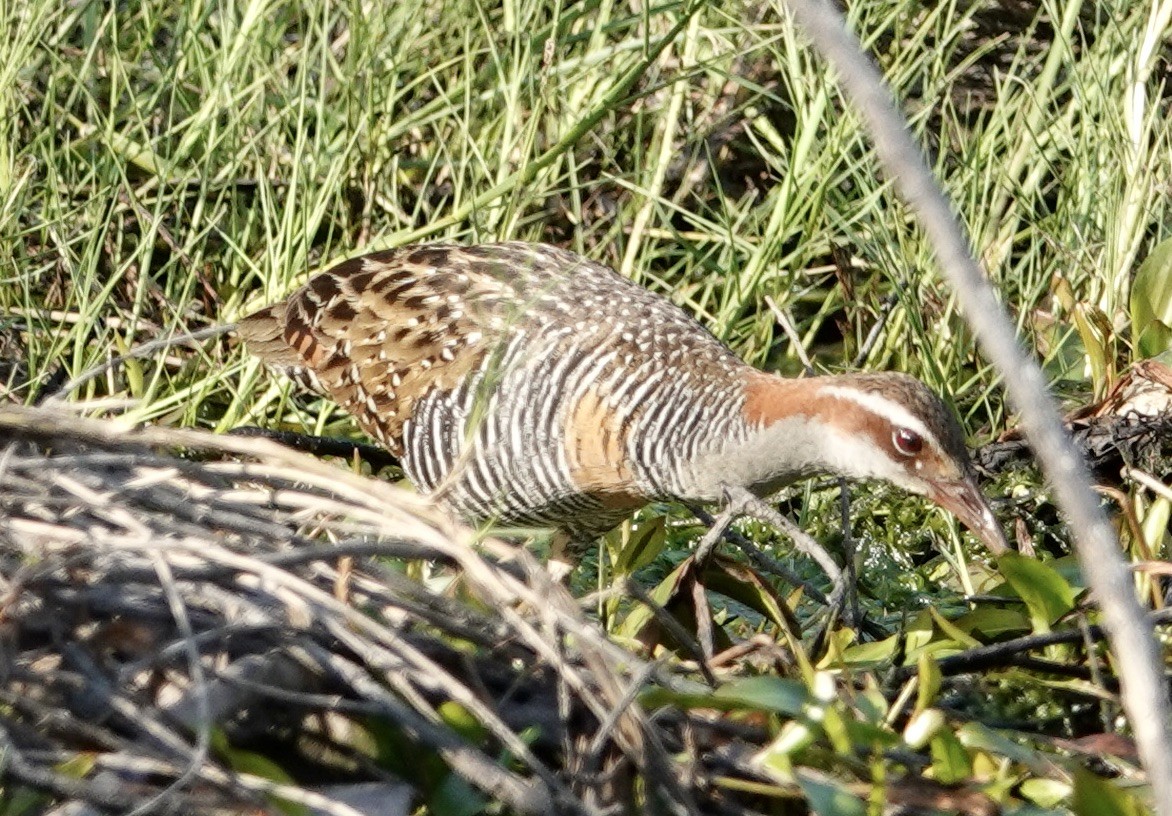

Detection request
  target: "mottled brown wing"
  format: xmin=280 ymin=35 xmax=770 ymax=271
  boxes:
xmin=237 ymin=245 xmax=521 ymax=454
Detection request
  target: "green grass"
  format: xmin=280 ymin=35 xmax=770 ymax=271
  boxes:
xmin=8 ymin=0 xmax=1169 ymax=407
xmin=2 ymin=0 xmax=1171 ymax=811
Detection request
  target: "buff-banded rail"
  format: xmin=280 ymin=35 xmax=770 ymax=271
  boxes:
xmin=237 ymin=242 xmax=1009 ymax=558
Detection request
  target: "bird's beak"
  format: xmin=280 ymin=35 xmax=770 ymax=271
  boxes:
xmin=927 ymin=475 xmax=1011 ymax=555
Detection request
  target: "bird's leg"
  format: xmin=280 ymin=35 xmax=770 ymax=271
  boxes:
xmin=837 ymin=478 xmax=861 ymax=627
xmin=692 ymin=501 xmax=743 ymax=567
xmin=690 ymin=489 xmax=790 ymax=661
xmin=688 ymin=500 xmax=751 ymax=663
xmin=691 ymin=506 xmax=832 ymax=605
xmin=691 ymin=485 xmax=863 ymax=653
xmin=717 ymin=485 xmax=849 ymax=616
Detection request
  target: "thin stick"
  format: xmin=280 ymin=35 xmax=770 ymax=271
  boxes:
xmin=1127 ymin=467 xmax=1172 ymax=503
xmin=764 ymin=295 xmax=815 ymax=376
xmin=43 ymin=324 xmax=234 ymax=405
xmin=851 ymin=294 xmax=897 ymax=368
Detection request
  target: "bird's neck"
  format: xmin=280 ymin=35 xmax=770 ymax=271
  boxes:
xmin=741 ymin=371 xmax=827 ymax=428
xmin=684 ymin=372 xmax=900 ymax=499
xmin=667 ymin=372 xmax=849 ymax=501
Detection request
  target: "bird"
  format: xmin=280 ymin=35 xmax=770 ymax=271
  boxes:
xmin=237 ymin=241 xmax=1009 ymax=557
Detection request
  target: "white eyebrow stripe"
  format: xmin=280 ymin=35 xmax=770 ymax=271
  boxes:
xmin=819 ymin=385 xmax=936 ymax=445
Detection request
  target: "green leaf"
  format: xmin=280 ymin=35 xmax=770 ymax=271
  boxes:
xmin=1072 ymin=301 xmax=1114 ymax=397
xmin=818 ymin=627 xmax=858 ymax=667
xmin=613 ymin=559 xmax=690 ymax=639
xmin=838 ymin=634 xmax=899 ymax=668
xmin=1006 ymin=671 xmax=1116 ymax=701
xmin=1020 ymin=778 xmax=1072 ymax=808
xmin=430 ymin=773 xmax=488 ymax=816
xmin=700 ymin=556 xmax=796 ymax=631
xmin=904 ymin=609 xmax=936 ymax=653
xmin=56 ymin=754 xmax=97 ymax=778
xmin=821 ymin=705 xmax=853 ymax=756
xmin=641 ymin=676 xmax=812 ymax=716
xmin=902 ymin=606 xmax=976 ymax=664
xmin=843 ymin=719 xmax=901 ymax=751
xmin=915 ymin=652 xmax=941 ymax=715
xmin=439 ymin=701 xmax=486 ymax=744
xmin=997 ymin=553 xmax=1076 ymax=632
xmin=637 ymin=686 xmax=753 ymax=713
xmin=929 ymin=729 xmax=972 ymax=785
xmin=713 ymin=676 xmax=810 ymax=716
xmin=952 ymin=606 xmax=1030 ymax=639
xmin=1141 ymin=497 xmax=1171 ymax=554
xmin=1050 ymin=555 xmax=1087 ymax=590
xmin=957 ymin=722 xmax=1061 ymax=775
xmin=928 ymin=607 xmax=981 ymax=649
xmin=854 ymin=677 xmax=890 ymax=724
xmin=212 ymin=729 xmax=307 ymax=816
xmin=3 ymin=786 xmax=51 ymax=816
xmin=796 ymin=770 xmax=867 ymax=816
xmin=608 ymin=516 xmax=666 ymax=575
xmin=1131 ymin=236 xmax=1172 ymax=359
xmin=1072 ymin=767 xmax=1145 ymax=816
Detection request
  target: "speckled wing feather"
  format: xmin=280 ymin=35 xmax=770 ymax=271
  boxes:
xmin=238 ymin=244 xmax=519 ymax=453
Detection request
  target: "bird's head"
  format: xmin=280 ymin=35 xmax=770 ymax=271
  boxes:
xmin=740 ymin=371 xmax=1010 ymax=554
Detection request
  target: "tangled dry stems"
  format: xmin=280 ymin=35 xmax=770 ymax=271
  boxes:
xmin=0 ymin=404 xmax=765 ymax=816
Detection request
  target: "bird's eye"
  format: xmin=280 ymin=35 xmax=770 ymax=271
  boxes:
xmin=892 ymin=427 xmax=923 ymax=456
